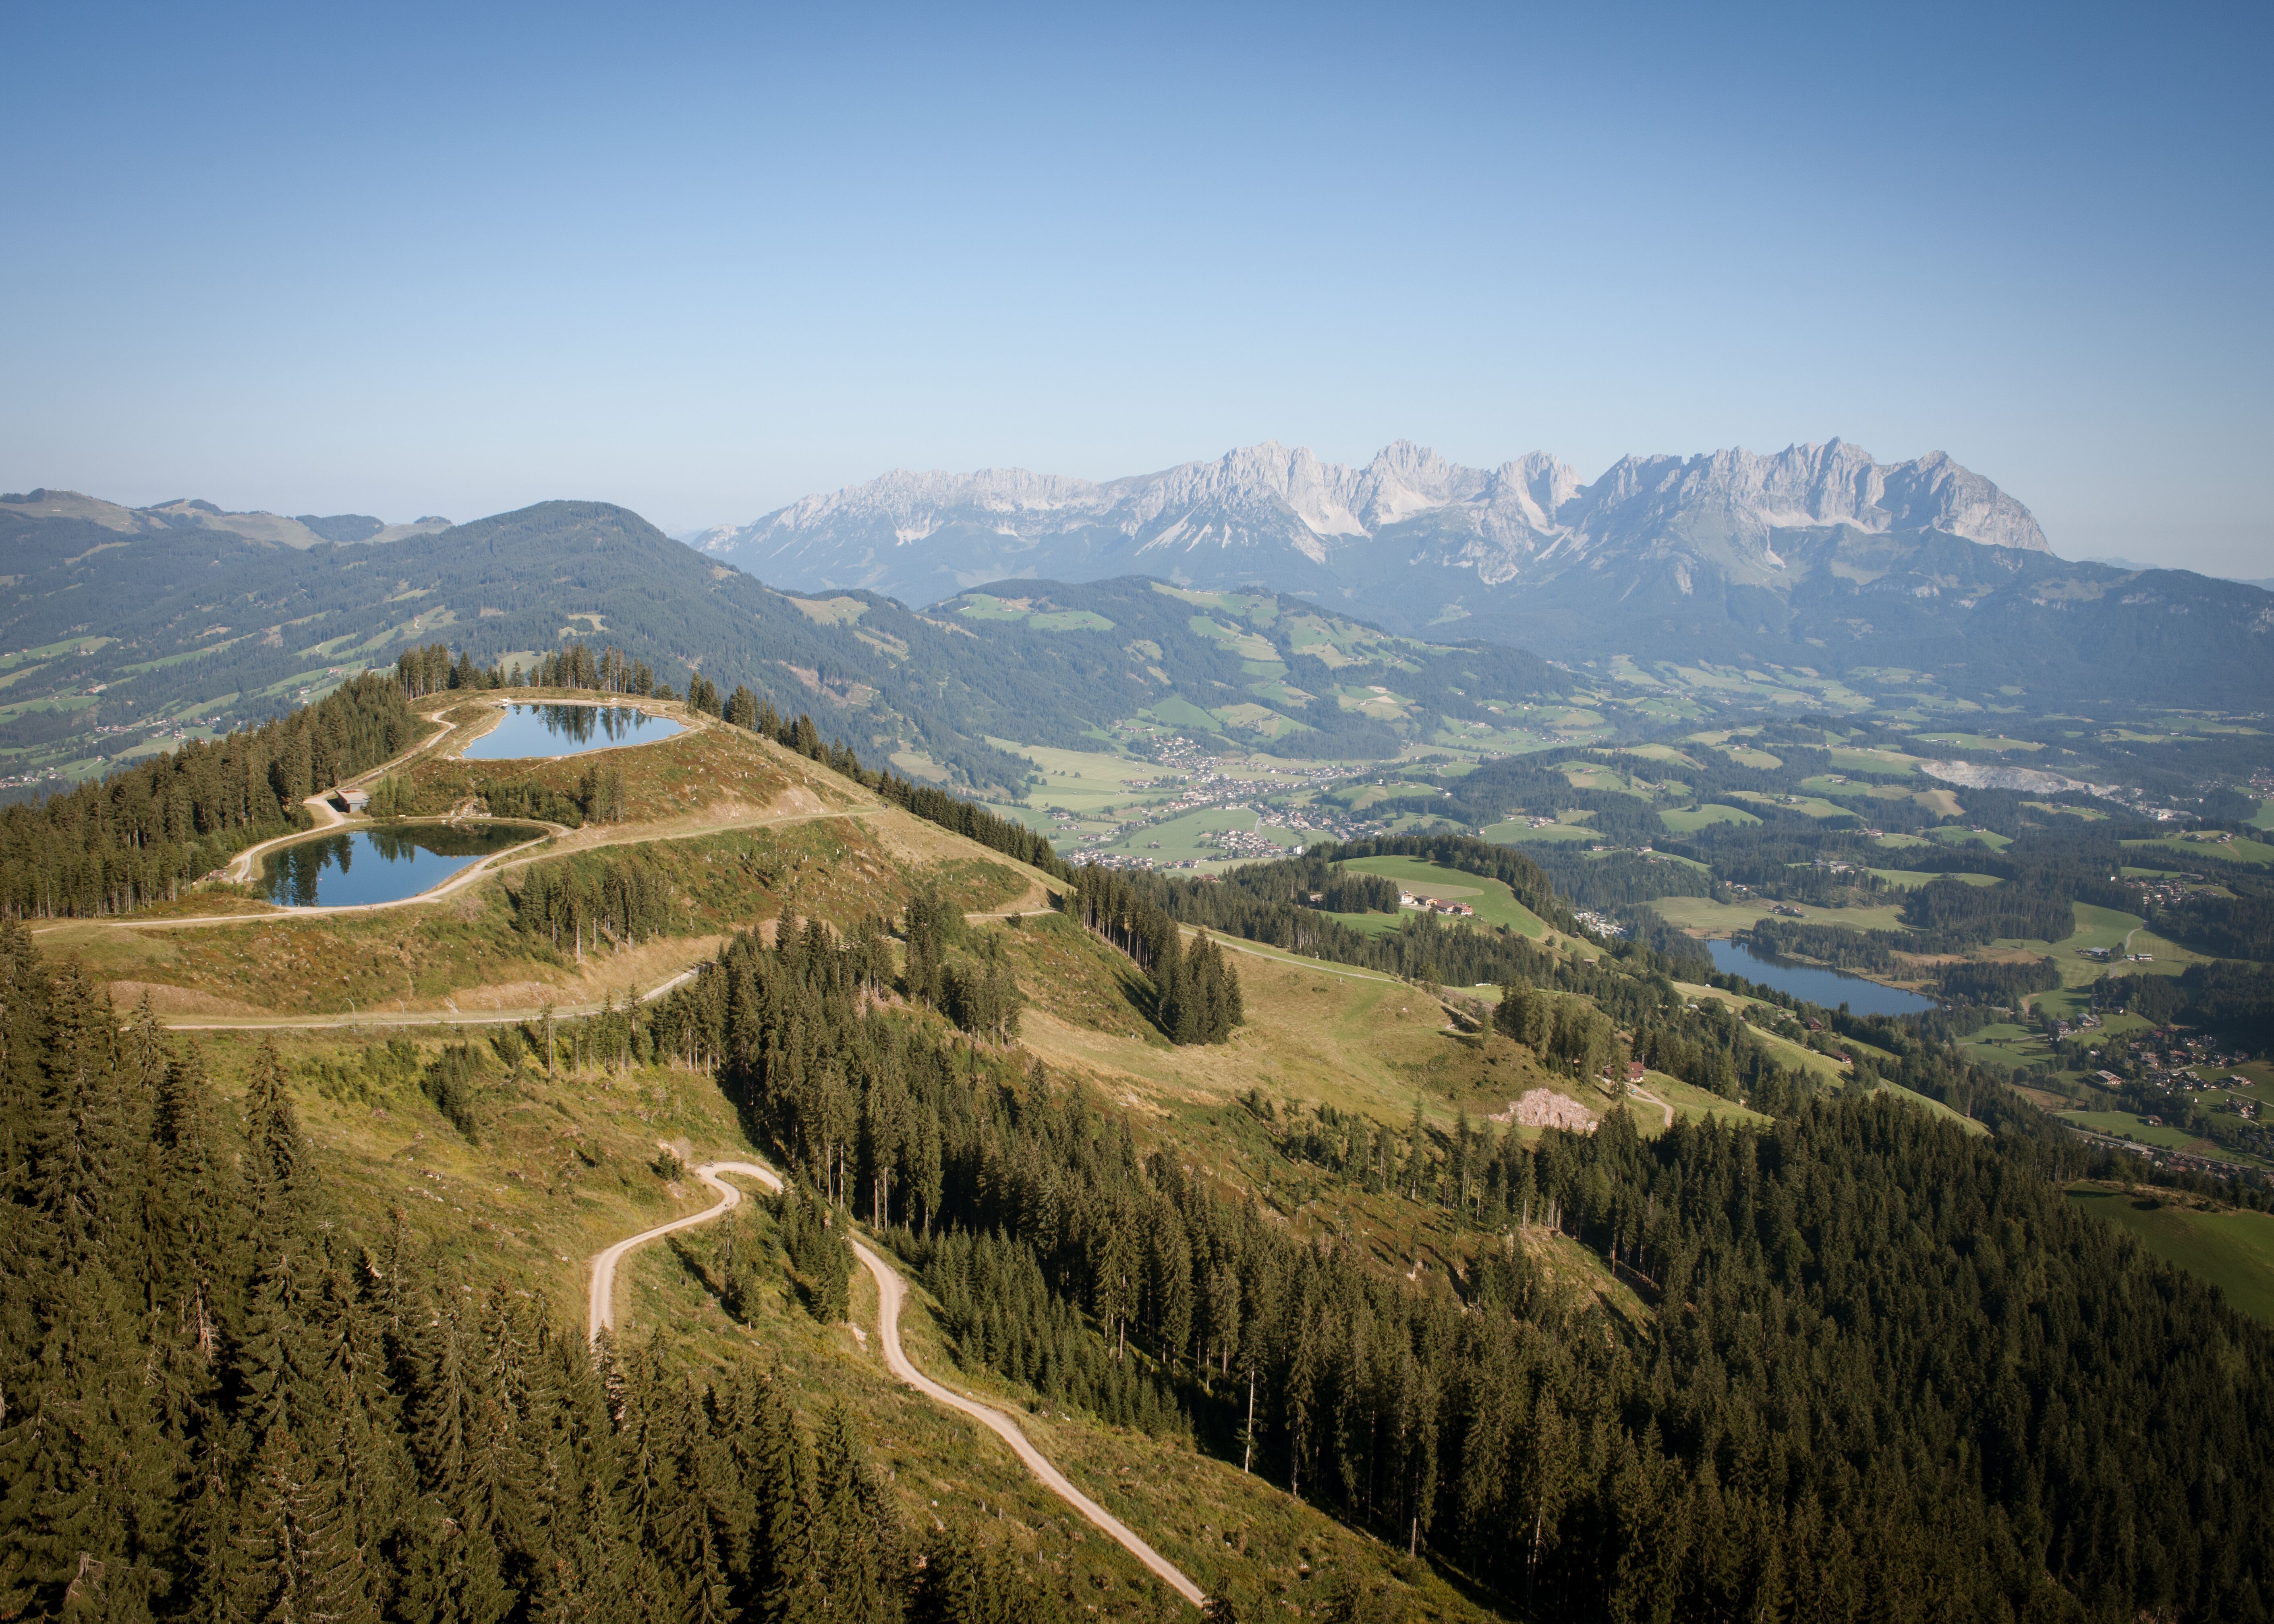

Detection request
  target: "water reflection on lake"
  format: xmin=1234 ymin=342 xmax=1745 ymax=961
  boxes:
xmin=260 ymin=823 xmax=538 ymax=908
xmin=462 ymin=703 xmax=682 ymax=761
xmin=1706 ymin=937 xmax=1939 ymax=1017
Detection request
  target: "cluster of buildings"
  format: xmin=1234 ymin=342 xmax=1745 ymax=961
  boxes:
xmin=1206 ymin=825 xmax=1304 ymax=860
xmin=1398 ymin=891 xmax=1475 ymax=917
xmin=2096 ymin=1032 xmax=2258 ymax=1097
xmin=2058 ymin=1117 xmax=2245 ymax=1179
xmin=1078 ymin=851 xmax=1173 ymax=872
xmin=2120 ymin=874 xmax=2212 ymax=911
xmin=1049 ymin=734 xmax=1389 ymax=862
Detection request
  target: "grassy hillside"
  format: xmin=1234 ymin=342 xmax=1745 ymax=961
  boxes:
xmin=23 ymin=672 xmax=2274 ymax=1624
xmin=51 ymin=694 xmax=1806 ymax=1614
xmin=2066 ymin=1185 xmax=2274 ymax=1324
xmin=56 ymin=696 xmax=1517 ymax=1616
xmin=1332 ymin=855 xmax=1549 ymax=938
xmin=0 ymin=499 xmax=1569 ymax=799
xmin=41 ymin=694 xmax=1038 ymax=1020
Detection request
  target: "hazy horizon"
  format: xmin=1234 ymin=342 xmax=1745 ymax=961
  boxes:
xmin=4 ymin=1 xmax=2268 ymax=577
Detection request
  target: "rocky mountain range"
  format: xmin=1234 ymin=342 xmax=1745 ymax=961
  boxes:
xmin=690 ymin=438 xmax=2048 ymax=631
xmin=688 ymin=439 xmax=2274 ymax=697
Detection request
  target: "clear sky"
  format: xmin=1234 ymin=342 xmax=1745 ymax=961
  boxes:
xmin=4 ymin=1 xmax=2268 ymax=575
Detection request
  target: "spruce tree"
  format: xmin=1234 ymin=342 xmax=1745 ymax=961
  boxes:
xmin=810 ymin=1402 xmax=904 ymax=1624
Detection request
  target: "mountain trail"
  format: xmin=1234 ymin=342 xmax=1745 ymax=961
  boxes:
xmin=588 ymin=1158 xmax=1206 ymax=1610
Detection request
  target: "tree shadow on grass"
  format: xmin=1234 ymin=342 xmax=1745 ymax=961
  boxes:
xmin=664 ymin=1232 xmax=724 ymax=1305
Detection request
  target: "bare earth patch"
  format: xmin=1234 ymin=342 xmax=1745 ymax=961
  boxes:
xmin=1493 ymin=1089 xmax=1600 ymax=1133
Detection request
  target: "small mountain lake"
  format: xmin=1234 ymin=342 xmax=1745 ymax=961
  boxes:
xmin=461 ymin=703 xmax=682 ymax=760
xmin=259 ymin=823 xmax=541 ymax=909
xmin=1706 ymin=937 xmax=1940 ymax=1017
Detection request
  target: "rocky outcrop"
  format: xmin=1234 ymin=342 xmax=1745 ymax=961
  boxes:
xmin=680 ymin=441 xmax=2271 ymax=703
xmin=1490 ymin=1089 xmax=1600 ymax=1133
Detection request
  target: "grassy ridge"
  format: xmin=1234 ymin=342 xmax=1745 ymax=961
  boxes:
xmin=1333 ymin=855 xmax=1549 ymax=938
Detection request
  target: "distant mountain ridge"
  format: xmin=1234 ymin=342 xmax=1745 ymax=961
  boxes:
xmin=0 ymin=495 xmax=1538 ymax=797
xmin=2089 ymin=554 xmax=2274 ymax=593
xmin=692 ymin=438 xmax=2049 ymax=619
xmin=0 ymin=487 xmax=450 ymax=550
xmin=690 ymin=439 xmax=2274 ymax=700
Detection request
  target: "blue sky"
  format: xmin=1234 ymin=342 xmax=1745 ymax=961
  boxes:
xmin=3 ymin=1 xmax=2268 ymax=574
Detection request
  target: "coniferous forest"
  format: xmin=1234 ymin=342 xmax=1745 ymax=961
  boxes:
xmin=18 ymin=12 xmax=2274 ymax=1622
xmin=630 ymin=909 xmax=2274 ymax=1624
xmin=0 ymin=675 xmax=417 ymax=918
xmin=6 ymin=643 xmax=2274 ymax=1623
xmin=0 ymin=924 xmax=1068 ymax=1622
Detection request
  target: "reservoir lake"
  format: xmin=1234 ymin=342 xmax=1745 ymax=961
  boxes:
xmin=461 ymin=703 xmax=682 ymax=761
xmin=260 ymin=823 xmax=540 ymax=909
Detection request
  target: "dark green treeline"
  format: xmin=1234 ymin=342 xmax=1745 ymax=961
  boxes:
xmin=652 ymin=916 xmax=2274 ymax=1622
xmin=1056 ymin=867 xmax=1242 ymax=1043
xmin=509 ymin=850 xmax=679 ymax=959
xmin=394 ymin=638 xmax=659 ymax=700
xmin=0 ymin=924 xmax=1063 ymax=1623
xmin=1056 ymin=837 xmax=1590 ymax=993
xmin=0 ymin=675 xmax=416 ymax=918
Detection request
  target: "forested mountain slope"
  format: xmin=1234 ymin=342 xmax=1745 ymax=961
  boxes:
xmin=0 ymin=944 xmax=1088 ymax=1624
xmin=0 ymin=496 xmax=1557 ymax=795
xmin=8 ymin=664 xmax=2274 ymax=1621
xmin=0 ymin=499 xmax=1036 ymax=791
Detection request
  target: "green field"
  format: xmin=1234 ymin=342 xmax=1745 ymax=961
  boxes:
xmin=2123 ymin=834 xmax=2274 ymax=868
xmin=1870 ymin=868 xmax=2001 ymax=889
xmin=954 ymin=594 xmax=1117 ymax=633
xmin=2055 ymin=1110 xmax=2244 ymax=1162
xmin=1631 ymin=1071 xmax=1774 ymax=1131
xmin=1482 ymin=818 xmax=1597 ymax=845
xmin=2252 ymin=798 xmax=2274 ymax=831
xmin=1661 ymin=802 xmax=1760 ymax=832
xmin=1959 ymin=1022 xmax=2050 ymax=1071
xmin=1100 ymin=806 xmax=1306 ymax=865
xmin=1141 ymin=695 xmax=1226 ymax=731
xmin=1005 ymin=740 xmax=1184 ymax=815
xmin=1796 ymin=775 xmax=1905 ymax=799
xmin=2046 ymin=901 xmax=2140 ymax=957
xmin=1826 ymin=748 xmax=1920 ymax=775
xmin=2027 ymin=902 xmax=2203 ymax=993
xmin=1929 ymin=825 xmax=2014 ymax=849
xmin=1910 ymin=731 xmax=2042 ymax=752
xmin=1648 ymin=895 xmax=1913 ymax=936
xmin=1333 ymin=855 xmax=1548 ymax=938
xmin=2066 ymin=1188 xmax=2274 ymax=1325
xmin=1612 ymin=743 xmax=1704 ymax=767
xmin=1727 ymin=790 xmax=1852 ymax=820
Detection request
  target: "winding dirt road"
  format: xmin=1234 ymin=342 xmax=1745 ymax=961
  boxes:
xmin=846 ymin=1230 xmax=1205 ymax=1607
xmin=1629 ymin=1084 xmax=1676 ymax=1130
xmin=587 ymin=1158 xmax=1204 ymax=1610
xmin=588 ymin=1159 xmax=784 ymax=1341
